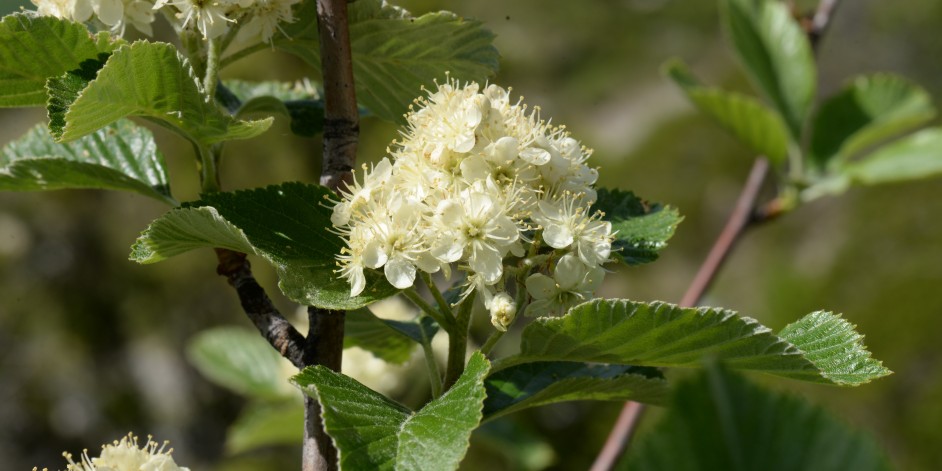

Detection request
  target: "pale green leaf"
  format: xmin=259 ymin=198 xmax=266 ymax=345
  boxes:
xmin=482 ymin=362 xmax=669 ymax=422
xmin=265 ymin=0 xmax=498 ymax=123
xmin=840 ymin=128 xmax=942 ymax=185
xmin=811 ymin=74 xmax=935 ymax=167
xmin=0 ymin=119 xmax=175 ymax=204
xmin=226 ymin=401 xmax=304 ymax=454
xmin=130 ymin=182 xmax=399 ymax=310
xmin=593 ymin=188 xmax=682 ymax=265
xmin=48 ymin=41 xmax=271 ymax=144
xmin=187 ymin=326 xmax=294 ymax=400
xmin=496 ymin=299 xmax=890 ymax=386
xmin=293 ymin=352 xmax=490 ymax=471
xmin=665 ymin=60 xmax=790 ymax=164
xmin=0 ymin=13 xmax=121 ymax=107
xmin=720 ymin=0 xmax=816 ymax=137
xmin=623 ymin=364 xmax=891 ymax=471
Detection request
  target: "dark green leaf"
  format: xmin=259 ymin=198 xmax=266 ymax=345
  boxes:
xmin=720 ymin=0 xmax=816 ymax=137
xmin=344 ymin=308 xmax=439 ymax=364
xmin=482 ymin=362 xmax=669 ymax=422
xmin=665 ymin=60 xmax=790 ymax=164
xmin=593 ymin=188 xmax=682 ymax=265
xmin=48 ymin=41 xmax=271 ymax=144
xmin=840 ymin=128 xmax=942 ymax=185
xmin=496 ymin=299 xmax=890 ymax=386
xmin=186 ymin=326 xmax=294 ymax=400
xmin=226 ymin=401 xmax=304 ymax=454
xmin=130 ymin=182 xmax=399 ymax=309
xmin=0 ymin=120 xmax=174 ymax=204
xmin=268 ymin=0 xmax=499 ymax=123
xmin=622 ymin=364 xmax=891 ymax=471
xmin=811 ymin=74 xmax=935 ymax=168
xmin=293 ymin=352 xmax=490 ymax=471
xmin=0 ymin=13 xmax=121 ymax=107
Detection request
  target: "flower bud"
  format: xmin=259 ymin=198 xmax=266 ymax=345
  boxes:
xmin=489 ymin=292 xmax=516 ymax=332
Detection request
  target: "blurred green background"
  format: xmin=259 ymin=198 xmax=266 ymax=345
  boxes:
xmin=1 ymin=0 xmax=941 ymax=469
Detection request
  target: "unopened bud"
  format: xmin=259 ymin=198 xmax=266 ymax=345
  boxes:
xmin=489 ymin=292 xmax=517 ymax=332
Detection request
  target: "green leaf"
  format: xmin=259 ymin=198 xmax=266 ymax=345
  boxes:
xmin=223 ymin=79 xmax=327 ymax=137
xmin=720 ymin=0 xmax=816 ymax=137
xmin=593 ymin=188 xmax=682 ymax=265
xmin=269 ymin=0 xmax=499 ymax=123
xmin=186 ymin=326 xmax=294 ymax=400
xmin=622 ymin=364 xmax=892 ymax=471
xmin=496 ymin=299 xmax=890 ymax=386
xmin=130 ymin=182 xmax=399 ymax=309
xmin=226 ymin=401 xmax=304 ymax=454
xmin=345 ymin=308 xmax=439 ymax=364
xmin=482 ymin=362 xmax=669 ymax=422
xmin=48 ymin=40 xmax=271 ymax=144
xmin=811 ymin=74 xmax=937 ymax=166
xmin=0 ymin=120 xmax=175 ymax=204
xmin=293 ymin=352 xmax=490 ymax=471
xmin=665 ymin=60 xmax=790 ymax=164
xmin=839 ymin=128 xmax=942 ymax=185
xmin=0 ymin=14 xmax=121 ymax=107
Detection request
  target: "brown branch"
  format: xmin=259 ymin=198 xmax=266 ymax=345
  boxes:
xmin=591 ymin=1 xmax=845 ymax=468
xmin=299 ymin=1 xmax=360 ymax=470
xmin=215 ymin=248 xmax=306 ymax=368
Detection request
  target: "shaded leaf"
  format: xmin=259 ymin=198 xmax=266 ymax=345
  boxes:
xmin=811 ymin=74 xmax=935 ymax=167
xmin=130 ymin=182 xmax=399 ymax=309
xmin=470 ymin=421 xmax=556 ymax=471
xmin=269 ymin=0 xmax=498 ymax=123
xmin=665 ymin=60 xmax=790 ymax=164
xmin=0 ymin=120 xmax=174 ymax=204
xmin=186 ymin=326 xmax=294 ymax=400
xmin=48 ymin=41 xmax=271 ymax=144
xmin=0 ymin=13 xmax=121 ymax=107
xmin=496 ymin=299 xmax=890 ymax=386
xmin=226 ymin=401 xmax=304 ymax=454
xmin=622 ymin=364 xmax=891 ymax=471
xmin=482 ymin=362 xmax=669 ymax=422
xmin=344 ymin=308 xmax=440 ymax=364
xmin=720 ymin=0 xmax=815 ymax=137
xmin=293 ymin=352 xmax=490 ymax=471
xmin=840 ymin=128 xmax=942 ymax=185
xmin=593 ymin=188 xmax=682 ymax=265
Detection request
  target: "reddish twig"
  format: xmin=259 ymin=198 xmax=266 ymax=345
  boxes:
xmin=591 ymin=1 xmax=844 ymax=468
xmin=590 ymin=158 xmax=771 ymax=471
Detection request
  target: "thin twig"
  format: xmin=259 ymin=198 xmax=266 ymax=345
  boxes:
xmin=589 ymin=159 xmax=770 ymax=471
xmin=215 ymin=249 xmax=306 ymax=368
xmin=591 ymin=1 xmax=844 ymax=467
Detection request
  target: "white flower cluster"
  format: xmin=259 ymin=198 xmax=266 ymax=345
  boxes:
xmin=31 ymin=0 xmax=298 ymax=42
xmin=33 ymin=433 xmax=190 ymax=471
xmin=332 ymin=79 xmax=614 ymax=320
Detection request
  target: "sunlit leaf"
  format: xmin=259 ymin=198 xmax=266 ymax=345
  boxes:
xmin=720 ymin=0 xmax=816 ymax=137
xmin=293 ymin=352 xmax=490 ymax=470
xmin=0 ymin=120 xmax=174 ymax=204
xmin=496 ymin=299 xmax=890 ymax=386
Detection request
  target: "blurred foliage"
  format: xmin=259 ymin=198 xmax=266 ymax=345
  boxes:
xmin=1 ymin=0 xmax=941 ymax=470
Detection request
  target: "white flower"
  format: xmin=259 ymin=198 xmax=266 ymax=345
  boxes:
xmin=31 ymin=0 xmax=157 ymax=36
xmin=430 ymin=188 xmax=520 ymax=284
xmin=524 ymin=253 xmax=605 ymax=316
xmin=488 ymin=292 xmax=516 ymax=332
xmin=533 ymin=195 xmax=613 ymax=266
xmin=231 ymin=0 xmax=299 ymax=45
xmin=156 ymin=0 xmax=234 ymax=39
xmin=331 ymin=78 xmax=610 ymax=309
xmin=53 ymin=433 xmax=189 ymax=471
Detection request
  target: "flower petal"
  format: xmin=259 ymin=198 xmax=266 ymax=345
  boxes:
xmin=384 ymin=257 xmax=416 ymax=289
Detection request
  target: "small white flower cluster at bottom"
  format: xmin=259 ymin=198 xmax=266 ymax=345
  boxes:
xmin=34 ymin=433 xmax=190 ymax=471
xmin=331 ymin=79 xmax=615 ymax=330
